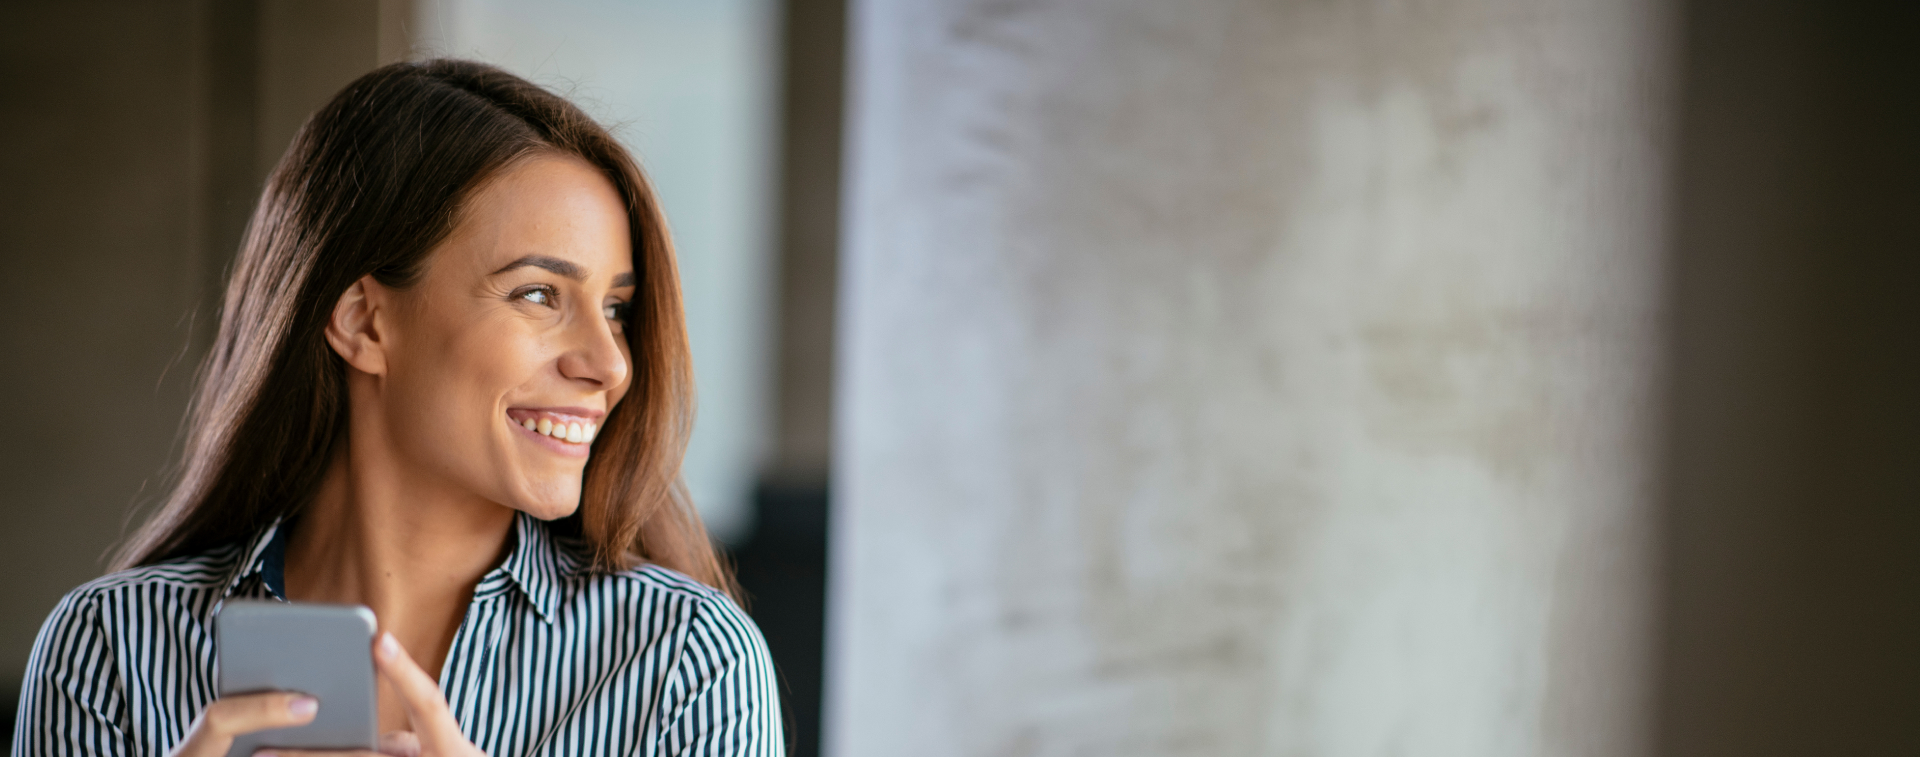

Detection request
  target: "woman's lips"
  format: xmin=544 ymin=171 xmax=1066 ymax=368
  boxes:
xmin=506 ymin=408 xmax=602 ymax=449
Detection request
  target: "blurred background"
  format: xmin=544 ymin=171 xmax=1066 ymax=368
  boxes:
xmin=1 ymin=1 xmax=1915 ymax=757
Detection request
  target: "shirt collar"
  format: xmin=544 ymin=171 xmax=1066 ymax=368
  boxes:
xmin=215 ymin=512 xmax=574 ymax=625
xmin=210 ymin=517 xmax=288 ymax=622
xmin=492 ymin=512 xmax=573 ymax=625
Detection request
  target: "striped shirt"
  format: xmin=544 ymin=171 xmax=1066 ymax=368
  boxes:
xmin=11 ymin=513 xmax=784 ymax=756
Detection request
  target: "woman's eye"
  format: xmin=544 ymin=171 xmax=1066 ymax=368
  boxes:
xmin=517 ymin=287 xmax=555 ymax=307
xmin=604 ymin=301 xmax=633 ymax=324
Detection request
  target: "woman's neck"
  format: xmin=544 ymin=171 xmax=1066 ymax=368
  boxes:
xmin=283 ymin=442 xmax=517 ymax=731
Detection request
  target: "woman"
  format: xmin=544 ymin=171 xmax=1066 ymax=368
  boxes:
xmin=12 ymin=60 xmax=782 ymax=756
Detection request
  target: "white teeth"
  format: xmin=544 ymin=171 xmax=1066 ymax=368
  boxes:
xmin=521 ymin=415 xmax=598 ymax=444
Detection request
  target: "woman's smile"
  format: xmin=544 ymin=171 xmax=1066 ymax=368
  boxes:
xmin=506 ymin=406 xmax=603 ymax=456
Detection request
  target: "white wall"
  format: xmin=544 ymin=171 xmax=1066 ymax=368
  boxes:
xmin=828 ymin=1 xmax=1674 ymax=755
xmin=415 ymin=0 xmax=781 ymax=541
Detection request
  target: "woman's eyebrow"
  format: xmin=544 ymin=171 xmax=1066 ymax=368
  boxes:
xmin=491 ymin=255 xmax=585 ymax=280
xmin=490 ymin=255 xmax=635 ymax=287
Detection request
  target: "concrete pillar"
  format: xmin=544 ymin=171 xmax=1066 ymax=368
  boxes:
xmin=827 ymin=2 xmax=1674 ymax=755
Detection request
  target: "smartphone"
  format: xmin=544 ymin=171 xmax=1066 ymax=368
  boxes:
xmin=215 ymin=601 xmax=379 ymax=757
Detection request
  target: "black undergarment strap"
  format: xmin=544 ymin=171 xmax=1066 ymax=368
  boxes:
xmin=261 ymin=523 xmax=289 ymax=601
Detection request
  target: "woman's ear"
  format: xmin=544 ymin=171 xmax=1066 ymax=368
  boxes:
xmin=325 ymin=275 xmax=390 ymax=375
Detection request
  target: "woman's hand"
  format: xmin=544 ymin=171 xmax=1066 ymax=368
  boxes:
xmin=260 ymin=633 xmax=485 ymax=757
xmin=168 ymin=691 xmax=322 ymax=757
xmin=359 ymin=632 xmax=486 ymax=757
xmin=175 ymin=634 xmax=485 ymax=757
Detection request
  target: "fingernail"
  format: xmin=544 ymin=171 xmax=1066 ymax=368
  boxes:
xmin=290 ymin=696 xmax=318 ymax=717
xmin=378 ymin=632 xmax=400 ymax=659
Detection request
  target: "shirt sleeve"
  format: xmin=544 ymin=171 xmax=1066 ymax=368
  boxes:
xmin=651 ymin=596 xmax=786 ymax=757
xmin=12 ymin=588 xmax=132 ymax=757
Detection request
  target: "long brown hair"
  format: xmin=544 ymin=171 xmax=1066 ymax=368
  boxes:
xmin=113 ymin=59 xmax=736 ymax=599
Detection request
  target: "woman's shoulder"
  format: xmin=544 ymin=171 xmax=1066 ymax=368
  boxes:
xmin=25 ymin=541 xmax=248 ymax=687
xmin=48 ymin=541 xmax=249 ymax=620
xmin=538 ymin=554 xmax=782 ymax=745
xmin=577 ymin=564 xmax=776 ymax=686
xmin=559 ymin=560 xmax=759 ymax=638
xmin=571 ymin=560 xmax=750 ymax=620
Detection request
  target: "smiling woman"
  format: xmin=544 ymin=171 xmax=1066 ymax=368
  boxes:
xmin=11 ymin=61 xmax=780 ymax=757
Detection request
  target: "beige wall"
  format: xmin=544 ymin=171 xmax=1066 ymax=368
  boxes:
xmin=0 ymin=0 xmax=210 ymax=687
xmin=0 ymin=0 xmax=402 ymax=691
xmin=827 ymin=1 xmax=1674 ymax=754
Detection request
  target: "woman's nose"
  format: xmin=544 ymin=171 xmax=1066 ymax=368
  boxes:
xmin=556 ymin=307 xmax=630 ymax=389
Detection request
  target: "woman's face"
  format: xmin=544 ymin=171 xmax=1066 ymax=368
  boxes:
xmin=371 ymin=154 xmax=635 ymax=519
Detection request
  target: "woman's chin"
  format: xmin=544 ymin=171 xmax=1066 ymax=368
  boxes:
xmin=512 ymin=498 xmax=581 ymax=521
xmin=501 ymin=478 xmax=583 ymax=521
